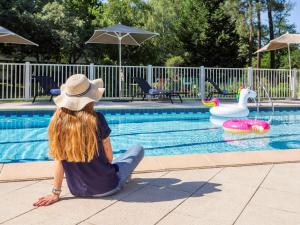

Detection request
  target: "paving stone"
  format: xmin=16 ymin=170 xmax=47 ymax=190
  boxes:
xmin=0 ymin=161 xmax=54 ymax=181
xmin=166 ymin=182 xmax=256 ymax=225
xmin=0 ymin=180 xmax=37 ymax=196
xmin=78 ymin=222 xmax=96 ymax=225
xmin=50 ymin=172 xmax=168 ymax=221
xmin=235 ymin=204 xmax=300 ymax=225
xmin=247 ymin=187 xmax=300 ymax=214
xmin=109 ymin=171 xmax=168 ymax=199
xmin=2 ymin=209 xmax=79 ymax=225
xmin=24 ymin=193 xmax=115 ymax=222
xmin=211 ymin=164 xmax=271 ymax=187
xmin=261 ymin=163 xmax=300 ymax=194
xmin=150 ymin=168 xmax=221 ymax=193
xmin=86 ymin=185 xmax=190 ymax=225
xmin=1 ymin=172 xmax=166 ymax=224
xmin=157 ymin=212 xmax=206 ymax=225
xmin=0 ymin=182 xmax=69 ymax=223
xmin=162 ymin=165 xmax=271 ymax=225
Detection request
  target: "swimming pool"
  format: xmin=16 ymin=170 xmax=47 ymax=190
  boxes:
xmin=0 ymin=108 xmax=300 ymax=163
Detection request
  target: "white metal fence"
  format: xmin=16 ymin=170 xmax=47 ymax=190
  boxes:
xmin=0 ymin=63 xmax=26 ymax=99
xmin=252 ymin=68 xmax=294 ymax=99
xmin=205 ymin=67 xmax=248 ymax=99
xmin=94 ymin=65 xmax=148 ymax=98
xmin=0 ymin=62 xmax=298 ymax=101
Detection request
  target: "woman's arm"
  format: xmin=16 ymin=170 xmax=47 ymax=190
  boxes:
xmin=103 ymin=136 xmax=113 ymax=162
xmin=33 ymin=160 xmax=64 ymax=207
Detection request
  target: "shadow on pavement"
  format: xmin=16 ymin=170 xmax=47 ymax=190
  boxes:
xmin=59 ymin=177 xmax=222 ymax=203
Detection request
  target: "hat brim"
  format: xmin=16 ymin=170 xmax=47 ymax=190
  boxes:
xmin=53 ymin=79 xmax=105 ymax=111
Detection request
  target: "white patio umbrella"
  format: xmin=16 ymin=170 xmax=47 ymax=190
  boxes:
xmin=0 ymin=26 xmax=38 ymax=46
xmin=255 ymin=32 xmax=300 ymax=71
xmin=86 ymin=23 xmax=158 ymax=99
xmin=256 ymin=32 xmax=300 ymax=99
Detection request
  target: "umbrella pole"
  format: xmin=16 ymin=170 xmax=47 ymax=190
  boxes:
xmin=119 ymin=37 xmax=122 ymax=98
xmin=288 ymin=43 xmax=292 ymax=71
xmin=288 ymin=43 xmax=294 ymax=98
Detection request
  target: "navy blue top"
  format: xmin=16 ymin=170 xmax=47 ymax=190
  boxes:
xmin=62 ymin=112 xmax=119 ymax=196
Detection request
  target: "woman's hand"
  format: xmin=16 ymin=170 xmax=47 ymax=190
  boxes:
xmin=33 ymin=161 xmax=64 ymax=207
xmin=33 ymin=194 xmax=59 ymax=207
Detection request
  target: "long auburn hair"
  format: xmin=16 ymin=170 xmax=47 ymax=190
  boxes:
xmin=48 ymin=102 xmax=99 ymax=162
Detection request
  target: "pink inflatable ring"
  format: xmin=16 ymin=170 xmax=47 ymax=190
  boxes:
xmin=223 ymin=119 xmax=270 ymax=134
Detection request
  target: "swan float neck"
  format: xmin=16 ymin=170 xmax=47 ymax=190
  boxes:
xmin=238 ymin=89 xmax=253 ymax=108
xmin=209 ymin=88 xmax=257 ymax=118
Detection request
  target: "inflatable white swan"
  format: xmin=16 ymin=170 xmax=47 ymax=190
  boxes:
xmin=210 ymin=88 xmax=257 ymax=118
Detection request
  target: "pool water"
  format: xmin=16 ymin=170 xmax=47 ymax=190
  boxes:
xmin=1 ymin=108 xmax=300 ymax=163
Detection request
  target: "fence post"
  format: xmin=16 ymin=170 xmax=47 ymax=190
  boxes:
xmin=292 ymin=68 xmax=297 ymax=99
xmin=200 ymin=66 xmax=205 ymax=100
xmin=146 ymin=65 xmax=153 ymax=100
xmin=147 ymin=65 xmax=153 ymax=86
xmin=24 ymin=62 xmax=31 ymax=100
xmin=247 ymin=67 xmax=253 ymax=89
xmin=89 ymin=63 xmax=95 ymax=80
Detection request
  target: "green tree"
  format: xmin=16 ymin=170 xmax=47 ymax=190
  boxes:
xmin=90 ymin=0 xmax=155 ymax=65
xmin=0 ymin=0 xmax=297 ymax=68
xmin=201 ymin=1 xmax=242 ymax=67
xmin=0 ymin=0 xmax=55 ymax=62
xmin=36 ymin=0 xmax=101 ymax=63
xmin=256 ymin=0 xmax=262 ymax=68
xmin=142 ymin=0 xmax=182 ymax=65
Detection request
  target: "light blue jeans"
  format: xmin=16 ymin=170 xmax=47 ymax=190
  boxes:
xmin=93 ymin=145 xmax=144 ymax=197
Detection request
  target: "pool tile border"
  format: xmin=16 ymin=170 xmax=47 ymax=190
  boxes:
xmin=0 ymin=101 xmax=300 ymax=113
xmin=0 ymin=105 xmax=300 ymax=116
xmin=1 ymin=150 xmax=300 ymax=182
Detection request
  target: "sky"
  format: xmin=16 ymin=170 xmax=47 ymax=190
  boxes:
xmin=261 ymin=0 xmax=300 ymax=33
xmin=289 ymin=0 xmax=300 ymax=32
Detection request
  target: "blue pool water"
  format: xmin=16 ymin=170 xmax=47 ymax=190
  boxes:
xmin=0 ymin=108 xmax=300 ymax=163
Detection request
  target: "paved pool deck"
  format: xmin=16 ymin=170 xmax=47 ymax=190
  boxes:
xmin=1 ymin=162 xmax=300 ymax=225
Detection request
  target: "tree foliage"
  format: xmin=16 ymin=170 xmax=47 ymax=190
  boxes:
xmin=0 ymin=0 xmax=298 ymax=68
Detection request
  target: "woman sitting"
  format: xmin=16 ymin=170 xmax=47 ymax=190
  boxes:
xmin=33 ymin=74 xmax=144 ymax=206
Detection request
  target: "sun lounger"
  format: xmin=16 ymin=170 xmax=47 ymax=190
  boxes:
xmin=32 ymin=76 xmax=61 ymax=103
xmin=131 ymin=77 xmax=183 ymax=104
xmin=205 ymin=78 xmax=237 ymax=100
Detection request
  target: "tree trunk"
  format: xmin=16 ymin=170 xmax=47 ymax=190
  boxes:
xmin=34 ymin=49 xmax=40 ymax=63
xmin=73 ymin=51 xmax=82 ymax=64
xmin=267 ymin=0 xmax=275 ymax=68
xmin=256 ymin=0 xmax=261 ymax=68
xmin=248 ymin=0 xmax=254 ymax=66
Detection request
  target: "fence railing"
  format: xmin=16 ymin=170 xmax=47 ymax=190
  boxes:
xmin=205 ymin=67 xmax=248 ymax=99
xmin=0 ymin=62 xmax=298 ymax=100
xmin=94 ymin=65 xmax=148 ymax=98
xmin=252 ymin=68 xmax=293 ymax=99
xmin=0 ymin=63 xmax=26 ymax=99
xmin=152 ymin=66 xmax=201 ymax=99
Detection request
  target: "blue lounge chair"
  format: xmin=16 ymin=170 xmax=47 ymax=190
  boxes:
xmin=132 ymin=77 xmax=183 ymax=104
xmin=205 ymin=78 xmax=237 ymax=100
xmin=32 ymin=76 xmax=61 ymax=103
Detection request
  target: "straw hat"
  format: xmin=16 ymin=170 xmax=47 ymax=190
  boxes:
xmin=53 ymin=74 xmax=105 ymax=111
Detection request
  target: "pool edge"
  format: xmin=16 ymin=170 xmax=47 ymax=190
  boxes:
xmin=1 ymin=149 xmax=300 ymax=182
